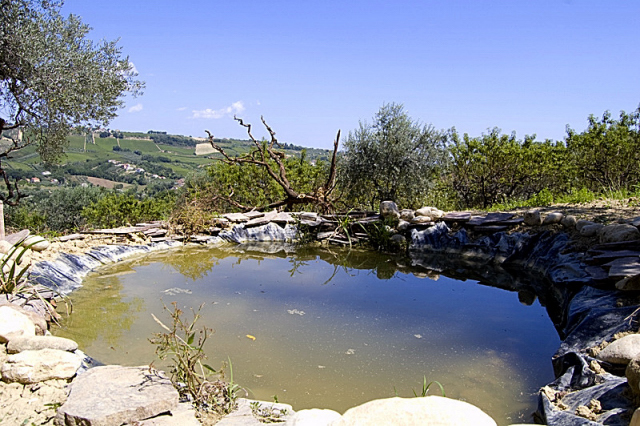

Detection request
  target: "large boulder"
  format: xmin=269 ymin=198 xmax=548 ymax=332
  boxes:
xmin=543 ymin=212 xmax=563 ymax=225
xmin=1 ymin=348 xmax=81 ymax=383
xmin=287 ymin=408 xmax=341 ymax=425
xmin=597 ymin=334 xmax=640 ymax=365
xmin=0 ymin=305 xmax=36 ymax=343
xmin=416 ymin=206 xmax=444 ymax=219
xmin=56 ymin=365 xmax=179 ymax=426
xmin=331 ymin=396 xmax=496 ymax=426
xmin=0 ymin=304 xmax=47 ymax=335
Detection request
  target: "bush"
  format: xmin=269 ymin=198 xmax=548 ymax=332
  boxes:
xmin=82 ymin=192 xmax=173 ymax=228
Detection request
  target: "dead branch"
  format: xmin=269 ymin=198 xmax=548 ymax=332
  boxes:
xmin=205 ymin=117 xmax=341 ymax=213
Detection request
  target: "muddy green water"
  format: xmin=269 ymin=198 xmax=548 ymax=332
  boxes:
xmin=53 ymin=245 xmax=560 ymax=425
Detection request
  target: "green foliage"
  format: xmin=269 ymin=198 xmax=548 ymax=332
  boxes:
xmin=447 ymin=128 xmax=569 ymax=209
xmin=0 ymin=0 xmax=143 ymax=166
xmin=81 ymin=191 xmax=173 ymax=228
xmin=0 ymin=239 xmax=31 ymax=294
xmin=149 ymin=303 xmax=240 ymax=414
xmin=249 ymin=401 xmax=289 ymax=423
xmin=339 ymin=103 xmax=448 ymax=210
xmin=5 ymin=186 xmax=104 ymax=232
xmin=565 ymin=107 xmax=640 ymax=192
xmin=413 ymin=377 xmax=445 ymax=398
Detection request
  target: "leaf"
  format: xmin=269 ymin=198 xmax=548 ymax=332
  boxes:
xmin=202 ymin=364 xmax=217 ymax=373
xmin=187 ymin=332 xmax=195 ymax=346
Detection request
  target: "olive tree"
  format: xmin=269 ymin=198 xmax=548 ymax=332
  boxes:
xmin=0 ymin=0 xmax=143 ymax=205
xmin=338 ymin=103 xmax=448 ymax=210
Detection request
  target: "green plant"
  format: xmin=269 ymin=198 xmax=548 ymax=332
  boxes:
xmin=0 ymin=240 xmax=32 ymax=294
xmin=413 ymin=376 xmax=445 ymax=397
xmin=364 ymin=217 xmax=400 ymax=253
xmin=149 ymin=302 xmax=241 ymax=415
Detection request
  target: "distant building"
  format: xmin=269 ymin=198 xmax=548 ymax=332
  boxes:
xmin=42 ymin=171 xmax=51 ymax=176
xmin=30 ymin=177 xmax=40 ymax=183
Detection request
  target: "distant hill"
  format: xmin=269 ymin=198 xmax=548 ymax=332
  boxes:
xmin=2 ymin=130 xmax=333 ymax=190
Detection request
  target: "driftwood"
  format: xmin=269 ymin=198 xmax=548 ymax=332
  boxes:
xmin=206 ymin=116 xmax=340 ymax=213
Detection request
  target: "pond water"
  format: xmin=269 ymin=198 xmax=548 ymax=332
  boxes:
xmin=53 ymin=245 xmax=560 ymax=425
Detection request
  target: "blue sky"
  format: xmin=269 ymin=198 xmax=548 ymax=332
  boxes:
xmin=62 ymin=0 xmax=639 ymax=150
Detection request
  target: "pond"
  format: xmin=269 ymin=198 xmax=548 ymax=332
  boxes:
xmin=53 ymin=245 xmax=560 ymax=425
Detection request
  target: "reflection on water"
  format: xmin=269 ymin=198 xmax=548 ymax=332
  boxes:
xmin=53 ymin=245 xmax=560 ymax=425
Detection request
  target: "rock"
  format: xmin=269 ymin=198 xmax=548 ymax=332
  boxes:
xmin=380 ymin=201 xmax=400 ymax=220
xmin=524 ymin=210 xmax=542 ymax=226
xmin=0 ymin=240 xmax=13 ymax=254
xmin=397 ymin=220 xmax=410 ymax=232
xmin=411 ymin=215 xmax=432 ymax=224
xmin=217 ymin=398 xmax=294 ymax=425
xmin=599 ymin=224 xmax=640 ymax=244
xmin=561 ymin=215 xmax=578 ymax=228
xmin=287 ymin=408 xmax=342 ymax=425
xmin=332 ymin=396 xmax=496 ymax=426
xmin=543 ymin=212 xmax=564 ymax=225
xmin=7 ymin=335 xmax=78 ymax=354
xmin=56 ymin=365 xmax=179 ymax=426
xmin=631 ymin=407 xmax=640 ymax=426
xmin=415 ymin=206 xmax=444 ymax=219
xmin=399 ymin=209 xmax=415 ymax=221
xmin=22 ymin=235 xmax=50 ymax=252
xmin=597 ymin=334 xmax=640 ymax=365
xmin=0 ymin=305 xmax=36 ymax=343
xmin=138 ymin=401 xmax=200 ymax=425
xmin=575 ymin=405 xmax=597 ymax=421
xmin=1 ymin=348 xmax=82 ymax=383
xmin=616 ymin=274 xmax=640 ymax=291
xmin=0 ymin=379 xmax=68 ymax=425
xmin=0 ymin=304 xmax=47 ymax=335
xmin=4 ymin=229 xmax=29 ymax=245
xmin=627 ymin=357 xmax=640 ymax=395
xmin=576 ymin=219 xmax=596 ymax=232
xmin=580 ymin=223 xmax=604 ymax=237
xmin=390 ymin=234 xmax=407 ymax=250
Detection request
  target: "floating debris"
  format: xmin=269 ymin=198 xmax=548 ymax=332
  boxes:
xmin=345 ymin=348 xmax=355 ymax=355
xmin=246 ymin=334 xmax=256 ymax=341
xmin=162 ymin=287 xmax=192 ymax=296
xmin=287 ymin=309 xmax=305 ymax=316
xmin=414 ymin=334 xmax=423 ymax=339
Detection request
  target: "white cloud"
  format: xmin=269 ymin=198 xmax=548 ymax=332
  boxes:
xmin=192 ymin=101 xmax=245 ymax=119
xmin=128 ymin=103 xmax=143 ymax=113
xmin=177 ymin=107 xmax=187 ymax=111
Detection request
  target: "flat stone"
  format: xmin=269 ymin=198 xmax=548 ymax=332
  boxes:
xmin=272 ymin=212 xmax=295 ymax=224
xmin=482 ymin=212 xmax=515 ymax=224
xmin=223 ymin=213 xmax=250 ymax=222
xmin=244 ymin=211 xmax=265 ymax=219
xmin=604 ymin=257 xmax=640 ymax=278
xmin=138 ymin=401 xmax=200 ymax=425
xmin=56 ymin=365 xmax=179 ymax=426
xmin=332 ymin=396 xmax=497 ymax=426
xmin=442 ymin=212 xmax=471 ymax=222
xmin=56 ymin=233 xmax=85 ymax=242
xmin=4 ymin=230 xmax=30 ymax=245
xmin=597 ymin=334 xmax=640 ymax=365
xmin=399 ymin=209 xmax=415 ymax=221
xmin=0 ymin=305 xmax=36 ymax=343
xmin=599 ymin=224 xmax=640 ymax=244
xmin=1 ymin=348 xmax=81 ymax=383
xmin=7 ymin=335 xmax=78 ymax=354
xmin=411 ymin=215 xmax=432 ymax=224
xmin=576 ymin=219 xmax=597 ymax=231
xmin=245 ymin=210 xmax=278 ymax=228
xmin=473 ymin=225 xmax=509 ymax=233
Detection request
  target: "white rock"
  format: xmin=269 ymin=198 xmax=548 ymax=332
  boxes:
xmin=332 ymin=396 xmax=496 ymax=426
xmin=411 ymin=216 xmax=432 ymax=224
xmin=22 ymin=235 xmax=50 ymax=252
xmin=287 ymin=408 xmax=342 ymax=425
xmin=0 ymin=305 xmax=36 ymax=343
xmin=399 ymin=209 xmax=415 ymax=221
xmin=0 ymin=240 xmax=13 ymax=254
xmin=416 ymin=206 xmax=443 ymax=218
xmin=1 ymin=348 xmax=82 ymax=383
xmin=597 ymin=334 xmax=640 ymax=365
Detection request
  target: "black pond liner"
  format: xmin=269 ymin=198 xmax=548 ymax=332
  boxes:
xmin=30 ymin=223 xmax=640 ymax=425
xmin=409 ymin=222 xmax=640 ymax=425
